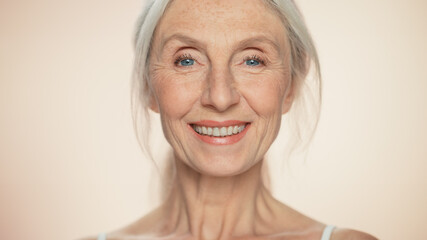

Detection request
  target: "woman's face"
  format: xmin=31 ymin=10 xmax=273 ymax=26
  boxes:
xmin=149 ymin=0 xmax=293 ymax=176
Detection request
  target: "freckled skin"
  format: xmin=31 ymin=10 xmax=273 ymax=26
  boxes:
xmin=89 ymin=1 xmax=377 ymax=240
xmin=150 ymin=0 xmax=292 ymax=176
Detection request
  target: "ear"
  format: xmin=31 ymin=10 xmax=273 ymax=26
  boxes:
xmin=282 ymin=80 xmax=295 ymax=114
xmin=148 ymin=91 xmax=160 ymax=113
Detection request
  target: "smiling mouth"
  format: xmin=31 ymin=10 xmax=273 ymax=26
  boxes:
xmin=188 ymin=120 xmax=251 ymax=145
xmin=190 ymin=123 xmax=249 ymax=137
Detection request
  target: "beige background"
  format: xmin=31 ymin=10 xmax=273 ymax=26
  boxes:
xmin=1 ymin=0 xmax=426 ymax=239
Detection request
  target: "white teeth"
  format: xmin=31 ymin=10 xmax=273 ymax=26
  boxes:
xmin=220 ymin=127 xmax=227 ymax=137
xmin=233 ymin=126 xmax=239 ymax=134
xmin=238 ymin=125 xmax=245 ymax=132
xmin=213 ymin=127 xmax=220 ymax=137
xmin=227 ymin=126 xmax=233 ymax=135
xmin=192 ymin=123 xmax=248 ymax=137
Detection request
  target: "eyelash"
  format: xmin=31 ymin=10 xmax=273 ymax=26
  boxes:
xmin=243 ymin=55 xmax=265 ymax=66
xmin=173 ymin=54 xmax=266 ymax=67
xmin=174 ymin=53 xmax=195 ymax=66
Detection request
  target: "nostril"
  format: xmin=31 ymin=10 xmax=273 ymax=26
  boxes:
xmin=201 ymin=85 xmax=240 ymax=112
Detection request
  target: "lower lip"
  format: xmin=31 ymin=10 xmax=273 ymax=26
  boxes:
xmin=188 ymin=124 xmax=251 ymax=145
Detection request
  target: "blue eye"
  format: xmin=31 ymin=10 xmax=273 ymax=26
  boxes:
xmin=179 ymin=58 xmax=195 ymax=66
xmin=245 ymin=59 xmax=260 ymax=66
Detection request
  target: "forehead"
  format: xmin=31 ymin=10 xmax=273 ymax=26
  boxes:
xmin=153 ymin=0 xmax=288 ymax=50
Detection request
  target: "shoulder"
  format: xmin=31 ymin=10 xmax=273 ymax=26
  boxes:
xmin=331 ymin=228 xmax=378 ymax=240
xmin=75 ymin=208 xmax=163 ymax=240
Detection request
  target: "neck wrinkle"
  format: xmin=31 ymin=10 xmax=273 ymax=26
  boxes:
xmin=161 ymin=157 xmax=276 ymax=239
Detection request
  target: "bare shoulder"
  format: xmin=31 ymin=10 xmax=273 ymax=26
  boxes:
xmin=331 ymin=228 xmax=378 ymax=240
xmin=75 ymin=206 xmax=167 ymax=240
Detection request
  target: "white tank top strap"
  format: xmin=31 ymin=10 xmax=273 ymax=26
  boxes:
xmin=320 ymin=225 xmax=335 ymax=240
xmin=97 ymin=233 xmax=106 ymax=240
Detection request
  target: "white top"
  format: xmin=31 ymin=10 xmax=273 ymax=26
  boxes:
xmin=321 ymin=225 xmax=336 ymax=240
xmin=97 ymin=225 xmax=336 ymax=240
xmin=97 ymin=233 xmax=106 ymax=240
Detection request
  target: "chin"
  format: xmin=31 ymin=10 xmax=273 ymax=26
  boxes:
xmin=187 ymin=152 xmax=258 ymax=177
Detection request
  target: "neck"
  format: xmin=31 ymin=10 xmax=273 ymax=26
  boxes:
xmin=161 ymin=156 xmax=281 ymax=240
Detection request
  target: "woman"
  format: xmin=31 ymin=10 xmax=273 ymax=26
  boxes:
xmin=88 ymin=0 xmax=377 ymax=239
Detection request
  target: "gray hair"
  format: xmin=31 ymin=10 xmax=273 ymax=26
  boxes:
xmin=131 ymin=0 xmax=321 ymax=169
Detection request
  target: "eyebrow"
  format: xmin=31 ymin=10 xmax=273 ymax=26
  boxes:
xmin=160 ymin=33 xmax=206 ymax=50
xmin=159 ymin=33 xmax=281 ymax=53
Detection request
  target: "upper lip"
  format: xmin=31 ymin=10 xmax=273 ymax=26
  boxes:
xmin=189 ymin=120 xmax=250 ymax=127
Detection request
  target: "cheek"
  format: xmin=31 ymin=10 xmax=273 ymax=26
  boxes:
xmin=240 ymin=77 xmax=287 ymax=116
xmin=152 ymin=71 xmax=204 ymax=118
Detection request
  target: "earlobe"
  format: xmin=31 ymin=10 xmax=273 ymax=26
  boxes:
xmin=282 ymin=82 xmax=295 ymax=114
xmin=149 ymin=93 xmax=160 ymax=113
xmin=282 ymin=93 xmax=294 ymax=114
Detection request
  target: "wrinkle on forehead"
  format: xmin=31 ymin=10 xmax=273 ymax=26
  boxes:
xmin=164 ymin=0 xmax=279 ymax=29
xmin=152 ymin=0 xmax=288 ymax=54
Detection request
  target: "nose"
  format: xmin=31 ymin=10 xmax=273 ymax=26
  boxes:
xmin=201 ymin=65 xmax=240 ymax=112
